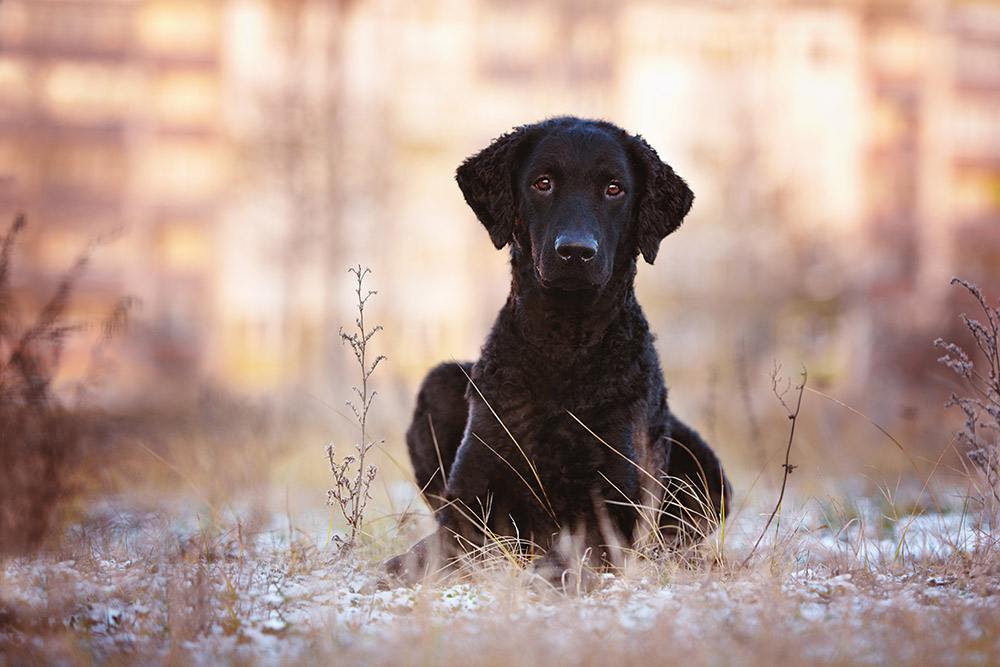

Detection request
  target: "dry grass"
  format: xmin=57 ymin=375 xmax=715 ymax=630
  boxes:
xmin=1 ymin=481 xmax=997 ymax=666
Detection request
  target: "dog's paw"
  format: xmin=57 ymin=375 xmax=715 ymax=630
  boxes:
xmin=381 ymin=549 xmax=423 ymax=587
xmin=381 ymin=533 xmax=452 ymax=587
xmin=529 ymin=550 xmax=600 ymax=596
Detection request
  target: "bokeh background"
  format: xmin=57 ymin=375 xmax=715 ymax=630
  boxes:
xmin=2 ymin=0 xmax=1000 ymax=511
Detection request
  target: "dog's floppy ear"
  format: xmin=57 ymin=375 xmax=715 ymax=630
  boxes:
xmin=629 ymin=134 xmax=694 ymax=264
xmin=455 ymin=126 xmax=531 ymax=250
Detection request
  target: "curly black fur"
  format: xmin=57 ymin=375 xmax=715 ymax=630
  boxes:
xmin=387 ymin=117 xmax=730 ymax=588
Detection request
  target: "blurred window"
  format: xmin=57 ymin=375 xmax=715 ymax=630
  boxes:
xmin=154 ymin=70 xmax=219 ymax=127
xmin=138 ymin=140 xmax=226 ymax=200
xmin=44 ymin=61 xmax=142 ymax=123
xmin=700 ymin=29 xmax=736 ymax=67
xmin=952 ymin=101 xmax=1000 ymax=157
xmin=954 ymin=167 xmax=1000 ymax=221
xmin=0 ymin=59 xmax=31 ymax=120
xmin=137 ymin=1 xmax=218 ymax=58
xmin=155 ymin=221 xmax=211 ymax=271
xmin=870 ymin=22 xmax=921 ymax=79
xmin=872 ymin=99 xmax=915 ymax=147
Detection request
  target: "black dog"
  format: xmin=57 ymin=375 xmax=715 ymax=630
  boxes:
xmin=386 ymin=117 xmax=730 ymax=587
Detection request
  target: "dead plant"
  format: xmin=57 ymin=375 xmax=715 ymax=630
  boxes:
xmin=935 ymin=277 xmax=1000 ymax=510
xmin=743 ymin=363 xmax=805 ymax=565
xmin=0 ymin=214 xmax=131 ymax=555
xmin=326 ymin=265 xmax=384 ymax=552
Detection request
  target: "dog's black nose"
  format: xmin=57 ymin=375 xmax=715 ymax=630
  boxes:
xmin=555 ymin=233 xmax=598 ymax=263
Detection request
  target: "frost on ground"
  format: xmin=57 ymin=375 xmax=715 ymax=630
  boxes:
xmin=1 ymin=498 xmax=999 ymax=666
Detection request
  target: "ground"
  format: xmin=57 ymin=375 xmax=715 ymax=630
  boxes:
xmin=2 ymin=489 xmax=998 ymax=666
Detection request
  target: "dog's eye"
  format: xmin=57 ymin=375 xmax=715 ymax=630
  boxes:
xmin=606 ymin=182 xmax=624 ymax=197
xmin=532 ymin=177 xmax=552 ymax=192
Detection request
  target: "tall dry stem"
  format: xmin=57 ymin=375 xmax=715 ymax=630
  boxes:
xmin=326 ymin=265 xmax=385 ymax=550
xmin=743 ymin=363 xmax=806 ymax=565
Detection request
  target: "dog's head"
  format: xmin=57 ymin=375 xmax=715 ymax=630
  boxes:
xmin=456 ymin=117 xmax=693 ymax=292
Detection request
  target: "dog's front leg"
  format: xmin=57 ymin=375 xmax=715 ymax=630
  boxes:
xmin=385 ymin=407 xmax=507 ymax=585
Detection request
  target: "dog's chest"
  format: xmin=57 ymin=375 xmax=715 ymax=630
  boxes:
xmin=471 ymin=301 xmax=657 ymax=468
xmin=473 ymin=360 xmax=647 ymax=477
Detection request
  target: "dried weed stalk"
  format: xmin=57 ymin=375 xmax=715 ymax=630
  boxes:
xmin=744 ymin=363 xmax=806 ymax=565
xmin=935 ymin=277 xmax=1000 ymax=508
xmin=326 ymin=265 xmax=384 ymax=550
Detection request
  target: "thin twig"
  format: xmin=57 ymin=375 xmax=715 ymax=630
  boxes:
xmin=743 ymin=365 xmax=806 ymax=566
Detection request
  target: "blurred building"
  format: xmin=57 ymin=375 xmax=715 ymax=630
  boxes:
xmin=0 ymin=0 xmax=998 ymax=407
xmin=866 ymin=1 xmax=1000 ymax=312
xmin=0 ymin=0 xmax=228 ymax=402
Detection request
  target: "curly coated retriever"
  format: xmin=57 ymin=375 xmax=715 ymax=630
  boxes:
xmin=386 ymin=117 xmax=730 ymax=588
